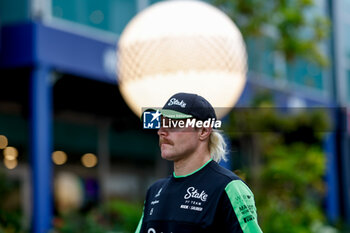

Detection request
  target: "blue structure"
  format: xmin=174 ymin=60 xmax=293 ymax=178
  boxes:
xmin=30 ymin=65 xmax=53 ymax=233
xmin=1 ymin=22 xmax=117 ymax=232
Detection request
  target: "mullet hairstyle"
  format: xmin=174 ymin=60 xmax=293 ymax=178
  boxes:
xmin=208 ymin=130 xmax=227 ymax=163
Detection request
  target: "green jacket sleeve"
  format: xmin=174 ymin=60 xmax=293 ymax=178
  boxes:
xmin=224 ymin=180 xmax=263 ymax=233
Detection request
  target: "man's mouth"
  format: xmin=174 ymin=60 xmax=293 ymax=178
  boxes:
xmin=159 ymin=139 xmax=173 ymax=147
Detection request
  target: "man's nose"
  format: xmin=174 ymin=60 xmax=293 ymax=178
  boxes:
xmin=158 ymin=126 xmax=168 ymax=136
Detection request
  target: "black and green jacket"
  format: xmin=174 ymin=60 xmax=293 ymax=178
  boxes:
xmin=136 ymin=159 xmax=263 ymax=233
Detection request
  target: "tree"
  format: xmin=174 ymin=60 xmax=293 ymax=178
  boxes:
xmin=225 ymin=92 xmax=335 ymax=232
xmin=212 ymin=0 xmax=330 ymax=67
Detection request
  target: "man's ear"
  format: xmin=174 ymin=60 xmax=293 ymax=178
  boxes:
xmin=199 ymin=127 xmax=212 ymax=141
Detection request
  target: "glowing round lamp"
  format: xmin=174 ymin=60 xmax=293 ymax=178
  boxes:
xmin=117 ymin=0 xmax=247 ymax=119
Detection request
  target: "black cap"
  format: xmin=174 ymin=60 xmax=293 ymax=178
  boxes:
xmin=158 ymin=92 xmax=217 ymax=121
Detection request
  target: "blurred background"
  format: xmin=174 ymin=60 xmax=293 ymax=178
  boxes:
xmin=0 ymin=0 xmax=349 ymax=232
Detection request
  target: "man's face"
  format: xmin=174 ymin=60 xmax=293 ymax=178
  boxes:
xmin=157 ymin=117 xmax=200 ymax=162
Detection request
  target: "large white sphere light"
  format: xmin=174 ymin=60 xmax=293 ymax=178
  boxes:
xmin=117 ymin=0 xmax=247 ymax=119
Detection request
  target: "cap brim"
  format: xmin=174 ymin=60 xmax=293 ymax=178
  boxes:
xmin=141 ymin=108 xmax=192 ymax=120
xmin=159 ymin=109 xmax=192 ymax=119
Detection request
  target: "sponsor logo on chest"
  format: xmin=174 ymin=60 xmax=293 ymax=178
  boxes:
xmin=180 ymin=187 xmax=208 ymax=212
xmin=184 ymin=187 xmax=208 ymax=202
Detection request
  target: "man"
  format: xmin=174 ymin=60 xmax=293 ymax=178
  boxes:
xmin=136 ymin=92 xmax=263 ymax=233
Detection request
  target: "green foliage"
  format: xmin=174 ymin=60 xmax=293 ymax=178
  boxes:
xmin=225 ymin=92 xmax=333 ymax=232
xmin=0 ymin=173 xmax=28 ymax=233
xmin=106 ymin=199 xmax=142 ymax=231
xmin=52 ymin=211 xmax=107 ymax=233
xmin=212 ymin=0 xmax=330 ymax=67
xmin=258 ymin=144 xmax=326 ymax=232
xmin=52 ymin=199 xmax=142 ymax=233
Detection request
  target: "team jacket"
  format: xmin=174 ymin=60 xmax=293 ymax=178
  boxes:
xmin=135 ymin=160 xmax=263 ymax=233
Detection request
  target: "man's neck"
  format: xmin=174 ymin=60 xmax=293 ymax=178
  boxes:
xmin=173 ymin=152 xmax=211 ymax=177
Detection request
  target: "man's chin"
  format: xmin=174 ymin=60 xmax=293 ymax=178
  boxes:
xmin=160 ymin=152 xmax=176 ymax=161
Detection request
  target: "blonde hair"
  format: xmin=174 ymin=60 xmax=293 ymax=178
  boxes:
xmin=209 ymin=130 xmax=227 ymax=163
